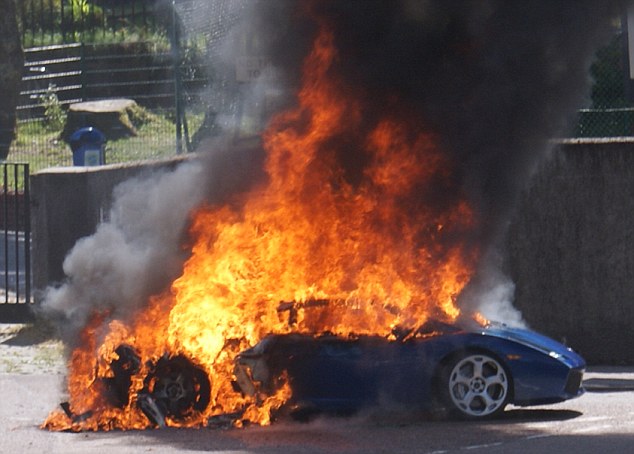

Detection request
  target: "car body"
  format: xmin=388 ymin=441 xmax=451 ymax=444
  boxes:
xmin=234 ymin=320 xmax=585 ymax=419
xmin=98 ymin=319 xmax=585 ymax=425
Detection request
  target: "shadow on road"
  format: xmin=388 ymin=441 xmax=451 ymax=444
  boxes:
xmin=501 ymin=408 xmax=582 ymax=423
xmin=0 ymin=322 xmax=56 ymax=346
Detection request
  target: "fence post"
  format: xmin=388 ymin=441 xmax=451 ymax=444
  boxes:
xmin=23 ymin=164 xmax=30 ymax=306
xmin=80 ymin=42 xmax=86 ymax=102
xmin=172 ymin=0 xmax=183 ymax=154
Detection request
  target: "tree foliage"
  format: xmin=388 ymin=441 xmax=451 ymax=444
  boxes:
xmin=0 ymin=0 xmax=24 ymax=160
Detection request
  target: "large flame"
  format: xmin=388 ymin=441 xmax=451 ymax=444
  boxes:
xmin=44 ymin=16 xmax=479 ymax=431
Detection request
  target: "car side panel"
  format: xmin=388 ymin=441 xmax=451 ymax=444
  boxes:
xmin=272 ymin=335 xmax=462 ymax=410
xmin=260 ymin=330 xmax=583 ymax=413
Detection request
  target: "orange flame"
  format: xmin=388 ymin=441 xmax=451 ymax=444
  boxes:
xmin=44 ymin=18 xmax=479 ymax=431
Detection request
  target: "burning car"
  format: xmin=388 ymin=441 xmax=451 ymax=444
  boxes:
xmin=91 ymin=312 xmax=584 ymax=427
xmin=234 ymin=317 xmax=585 ymax=420
xmin=42 ymin=2 xmax=598 ymax=432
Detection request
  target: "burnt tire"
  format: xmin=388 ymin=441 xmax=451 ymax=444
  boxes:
xmin=144 ymin=355 xmax=211 ymax=422
xmin=104 ymin=344 xmax=141 ymax=407
xmin=439 ymin=352 xmax=511 ymax=419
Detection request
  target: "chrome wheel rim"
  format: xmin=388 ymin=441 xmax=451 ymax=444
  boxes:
xmin=448 ymin=354 xmax=509 ymax=417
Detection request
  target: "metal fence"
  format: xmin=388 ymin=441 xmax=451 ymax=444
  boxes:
xmin=0 ymin=163 xmax=33 ymax=323
xmin=9 ymin=1 xmax=211 ymax=172
xmin=13 ymin=2 xmax=634 ymax=150
xmin=574 ymin=108 xmax=634 ymax=137
xmin=9 ymin=41 xmax=205 ymax=172
xmin=18 ymin=0 xmax=173 ymax=48
xmin=570 ymin=31 xmax=634 ymax=138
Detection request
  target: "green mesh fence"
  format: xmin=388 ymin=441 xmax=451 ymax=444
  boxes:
xmin=574 ymin=108 xmax=634 ymax=138
xmin=572 ymin=31 xmax=634 ymax=138
xmin=10 ymin=113 xmax=184 ymax=174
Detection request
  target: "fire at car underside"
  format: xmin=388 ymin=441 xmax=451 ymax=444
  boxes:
xmin=66 ymin=347 xmax=211 ymax=429
xmin=55 ymin=300 xmax=462 ymax=430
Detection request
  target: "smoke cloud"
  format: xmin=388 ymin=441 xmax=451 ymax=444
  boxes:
xmin=41 ymin=0 xmax=626 ymax=338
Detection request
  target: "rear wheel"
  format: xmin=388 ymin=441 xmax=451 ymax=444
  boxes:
xmin=439 ymin=352 xmax=510 ymax=419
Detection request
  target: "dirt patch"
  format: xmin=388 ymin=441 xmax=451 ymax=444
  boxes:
xmin=0 ymin=323 xmax=65 ymax=375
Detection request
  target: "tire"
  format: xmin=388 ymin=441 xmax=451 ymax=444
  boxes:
xmin=143 ymin=355 xmax=211 ymax=422
xmin=439 ymin=351 xmax=511 ymax=419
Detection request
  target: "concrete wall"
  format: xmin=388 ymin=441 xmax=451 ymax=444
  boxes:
xmin=30 ymin=141 xmax=634 ymax=364
xmin=508 ymin=139 xmax=634 ymax=365
xmin=30 ymin=158 xmax=186 ymax=294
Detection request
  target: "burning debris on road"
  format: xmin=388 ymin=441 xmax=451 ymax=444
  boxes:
xmin=41 ymin=0 xmax=621 ymax=431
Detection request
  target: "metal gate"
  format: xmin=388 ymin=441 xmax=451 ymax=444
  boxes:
xmin=0 ymin=163 xmax=33 ymax=323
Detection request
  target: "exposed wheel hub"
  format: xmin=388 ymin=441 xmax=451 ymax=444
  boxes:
xmin=142 ymin=355 xmax=211 ymax=424
xmin=166 ymin=380 xmax=185 ymax=400
xmin=470 ymin=377 xmax=486 ymax=393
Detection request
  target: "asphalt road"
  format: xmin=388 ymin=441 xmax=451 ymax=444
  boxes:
xmin=1 ymin=324 xmax=633 ymax=453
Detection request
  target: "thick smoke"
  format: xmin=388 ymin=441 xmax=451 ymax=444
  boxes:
xmin=41 ymin=0 xmax=627 ymax=339
xmin=40 ymin=1 xmax=267 ymax=342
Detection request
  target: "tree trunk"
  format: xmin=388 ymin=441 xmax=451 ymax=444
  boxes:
xmin=0 ymin=0 xmax=23 ymax=160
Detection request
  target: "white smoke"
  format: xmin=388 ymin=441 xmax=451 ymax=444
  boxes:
xmin=469 ymin=267 xmax=524 ymax=328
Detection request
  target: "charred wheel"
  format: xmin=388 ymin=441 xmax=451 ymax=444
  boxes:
xmin=439 ymin=351 xmax=511 ymax=419
xmin=142 ymin=355 xmax=211 ymax=423
xmin=104 ymin=344 xmax=141 ymax=407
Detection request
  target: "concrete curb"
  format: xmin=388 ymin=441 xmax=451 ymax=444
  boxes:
xmin=583 ymin=366 xmax=634 ymax=392
xmin=583 ymin=378 xmax=634 ymax=392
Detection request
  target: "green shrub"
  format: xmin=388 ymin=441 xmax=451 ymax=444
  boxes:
xmin=39 ymin=85 xmax=66 ymax=132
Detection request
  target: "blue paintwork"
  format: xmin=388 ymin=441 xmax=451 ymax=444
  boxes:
xmin=240 ymin=321 xmax=585 ymax=413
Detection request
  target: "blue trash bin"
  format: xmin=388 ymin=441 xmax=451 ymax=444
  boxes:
xmin=69 ymin=127 xmax=106 ymax=166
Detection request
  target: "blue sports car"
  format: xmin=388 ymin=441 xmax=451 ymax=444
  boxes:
xmin=90 ymin=316 xmax=584 ymax=426
xmin=234 ymin=319 xmax=585 ymax=420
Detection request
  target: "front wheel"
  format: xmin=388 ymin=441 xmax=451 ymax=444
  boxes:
xmin=142 ymin=355 xmax=211 ymax=424
xmin=439 ymin=352 xmax=511 ymax=419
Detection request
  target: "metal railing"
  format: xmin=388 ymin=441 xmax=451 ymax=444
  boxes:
xmin=19 ymin=0 xmax=170 ymax=48
xmin=0 ymin=163 xmax=33 ymax=323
